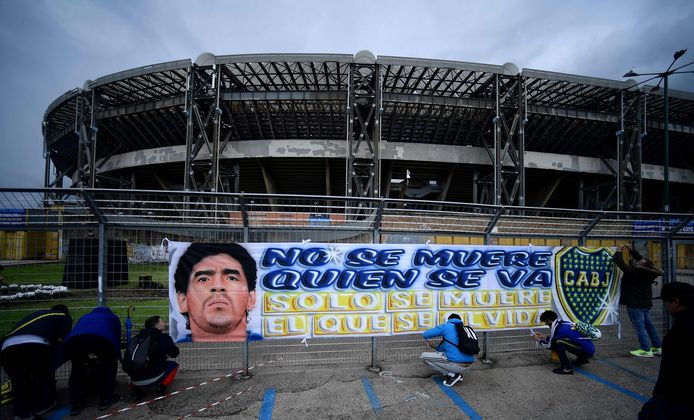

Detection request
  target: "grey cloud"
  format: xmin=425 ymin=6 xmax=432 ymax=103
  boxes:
xmin=1 ymin=0 xmax=692 ymax=188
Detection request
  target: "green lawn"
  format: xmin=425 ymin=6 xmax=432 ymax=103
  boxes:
xmin=0 ymin=296 xmax=170 ymax=336
xmin=1 ymin=262 xmax=171 ymax=335
xmin=2 ymin=262 xmax=169 ymax=286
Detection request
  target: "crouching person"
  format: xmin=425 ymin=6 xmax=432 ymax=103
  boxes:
xmin=124 ymin=316 xmax=179 ymax=400
xmin=421 ymin=313 xmax=476 ymax=387
xmin=533 ymin=310 xmax=595 ymax=375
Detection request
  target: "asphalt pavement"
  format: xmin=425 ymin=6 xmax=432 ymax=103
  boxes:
xmin=13 ymin=349 xmax=660 ymax=420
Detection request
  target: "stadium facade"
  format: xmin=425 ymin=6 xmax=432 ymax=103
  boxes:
xmin=42 ymin=51 xmax=694 ymax=212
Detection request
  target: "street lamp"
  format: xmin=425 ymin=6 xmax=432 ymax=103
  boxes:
xmin=623 ymin=49 xmax=694 ymax=212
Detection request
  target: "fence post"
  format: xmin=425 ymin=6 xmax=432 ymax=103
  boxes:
xmin=241 ymin=206 xmax=251 ymax=377
xmin=663 ymin=237 xmax=675 ymax=331
xmin=368 ymin=205 xmax=383 ymax=372
xmin=97 ymin=222 xmax=107 ymax=306
xmin=480 ymin=210 xmax=501 ymax=364
xmin=82 ymin=189 xmax=108 ymax=306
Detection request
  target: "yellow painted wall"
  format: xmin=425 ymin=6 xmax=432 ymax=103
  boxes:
xmin=44 ymin=232 xmax=59 ymax=260
xmin=0 ymin=231 xmax=60 ymax=261
xmin=677 ymin=243 xmax=694 ymax=269
xmin=1 ymin=231 xmax=26 ymax=260
xmin=434 ymin=236 xmax=485 ymax=245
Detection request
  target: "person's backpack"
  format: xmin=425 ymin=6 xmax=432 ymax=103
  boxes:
xmin=574 ymin=321 xmax=602 ymax=341
xmin=444 ymin=323 xmax=480 ymax=355
xmin=122 ymin=332 xmax=156 ymax=372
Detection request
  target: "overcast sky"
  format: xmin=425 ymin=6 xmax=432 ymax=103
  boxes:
xmin=1 ymin=0 xmax=693 ymax=188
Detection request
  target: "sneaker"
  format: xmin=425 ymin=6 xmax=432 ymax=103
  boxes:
xmin=98 ymin=395 xmax=120 ymax=411
xmin=573 ymin=358 xmax=590 ymax=366
xmin=650 ymin=347 xmax=662 ymax=355
xmin=443 ymin=373 xmax=463 ymax=387
xmin=629 ymin=349 xmax=653 ymax=358
xmin=552 ymin=367 xmax=574 ymax=375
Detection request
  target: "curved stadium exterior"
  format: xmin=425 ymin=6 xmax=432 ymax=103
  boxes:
xmin=43 ymin=51 xmax=694 ymax=212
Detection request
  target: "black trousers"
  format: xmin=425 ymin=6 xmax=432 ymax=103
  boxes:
xmin=64 ymin=334 xmax=118 ymax=405
xmin=550 ymin=337 xmax=592 ymax=368
xmin=1 ymin=343 xmax=56 ymax=418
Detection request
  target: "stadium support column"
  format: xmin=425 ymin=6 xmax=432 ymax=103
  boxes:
xmin=616 ymin=90 xmax=643 ymax=211
xmin=42 ymin=121 xmax=55 ymax=188
xmin=72 ymin=85 xmax=101 ymax=189
xmin=88 ymin=87 xmax=99 ymax=188
xmin=74 ymin=90 xmax=89 ymax=188
xmin=346 ymin=50 xmax=381 ymax=203
xmin=183 ymin=55 xmax=226 ymax=194
xmin=492 ymin=67 xmax=525 ymax=206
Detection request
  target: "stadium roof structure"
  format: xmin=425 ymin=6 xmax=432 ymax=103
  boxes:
xmin=43 ymin=51 xmax=694 ymax=212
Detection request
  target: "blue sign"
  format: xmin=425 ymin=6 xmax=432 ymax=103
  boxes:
xmin=0 ymin=209 xmax=25 ymax=226
xmin=309 ymin=214 xmax=331 ymax=225
xmin=634 ymin=218 xmax=694 ymax=234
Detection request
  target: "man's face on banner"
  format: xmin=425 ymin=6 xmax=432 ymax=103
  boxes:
xmin=177 ymin=252 xmax=256 ymax=341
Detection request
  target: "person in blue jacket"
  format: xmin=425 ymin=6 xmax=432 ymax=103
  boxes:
xmin=421 ymin=313 xmax=476 ymax=387
xmin=125 ymin=315 xmax=180 ymax=400
xmin=63 ymin=306 xmax=122 ymax=415
xmin=533 ymin=310 xmax=595 ymax=374
xmin=1 ymin=304 xmax=72 ymax=419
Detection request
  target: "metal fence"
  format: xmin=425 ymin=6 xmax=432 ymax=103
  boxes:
xmin=1 ymin=188 xmax=693 ymax=376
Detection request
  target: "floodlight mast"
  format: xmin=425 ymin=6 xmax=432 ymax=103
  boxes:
xmin=623 ymin=49 xmax=694 ymax=212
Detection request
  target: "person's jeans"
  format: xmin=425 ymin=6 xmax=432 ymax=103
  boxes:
xmin=421 ymin=352 xmax=471 ymax=376
xmin=627 ymin=306 xmax=661 ymax=351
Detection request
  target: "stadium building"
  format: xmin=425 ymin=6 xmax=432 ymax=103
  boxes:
xmin=43 ymin=50 xmax=694 ymax=212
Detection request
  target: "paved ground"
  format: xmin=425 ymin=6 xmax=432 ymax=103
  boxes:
xmin=4 ymin=351 xmax=660 ymax=420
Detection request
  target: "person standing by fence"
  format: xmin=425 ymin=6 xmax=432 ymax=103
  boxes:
xmin=0 ymin=304 xmax=72 ymax=419
xmin=613 ymin=244 xmax=663 ymax=358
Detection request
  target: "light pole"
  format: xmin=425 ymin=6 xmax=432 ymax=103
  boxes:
xmin=623 ymin=49 xmax=694 ymax=212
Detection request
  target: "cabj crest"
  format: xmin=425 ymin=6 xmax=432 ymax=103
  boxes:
xmin=554 ymin=247 xmax=619 ymax=324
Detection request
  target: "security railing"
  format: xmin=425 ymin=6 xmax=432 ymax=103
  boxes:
xmin=1 ymin=188 xmax=693 ymax=375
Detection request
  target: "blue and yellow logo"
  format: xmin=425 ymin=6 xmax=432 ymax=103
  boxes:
xmin=554 ymin=247 xmax=619 ymax=324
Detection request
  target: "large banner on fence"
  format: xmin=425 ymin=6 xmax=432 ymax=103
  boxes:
xmin=167 ymin=242 xmax=621 ymax=342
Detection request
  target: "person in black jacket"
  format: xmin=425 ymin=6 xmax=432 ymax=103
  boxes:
xmin=638 ymin=281 xmax=694 ymax=419
xmin=613 ymin=244 xmax=663 ymax=358
xmin=1 ymin=304 xmax=72 ymax=419
xmin=125 ymin=315 xmax=180 ymax=400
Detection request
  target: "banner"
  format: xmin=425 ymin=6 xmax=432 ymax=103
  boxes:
xmin=167 ymin=242 xmax=621 ymax=342
xmin=0 ymin=209 xmax=25 ymax=226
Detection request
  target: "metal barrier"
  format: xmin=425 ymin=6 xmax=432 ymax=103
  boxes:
xmin=1 ymin=188 xmax=693 ymax=376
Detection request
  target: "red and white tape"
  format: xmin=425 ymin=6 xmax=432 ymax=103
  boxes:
xmin=95 ymin=358 xmax=281 ymax=419
xmin=179 ymin=386 xmax=254 ymax=419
